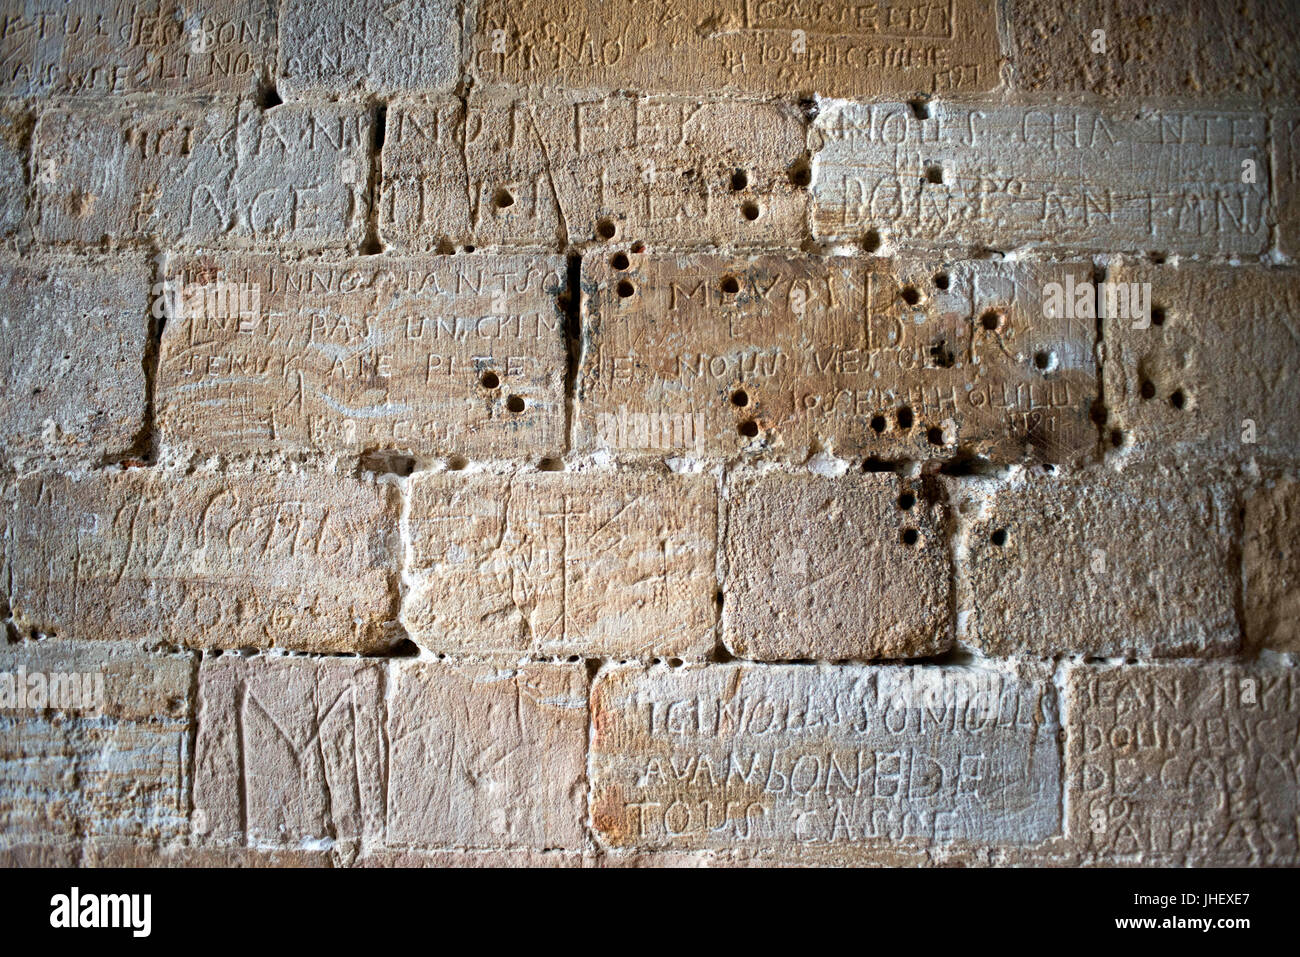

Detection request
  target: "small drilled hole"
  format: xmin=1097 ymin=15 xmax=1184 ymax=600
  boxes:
xmin=870 ymin=414 xmax=887 ymax=433
xmin=926 ymin=426 xmax=945 ymax=445
xmin=862 ymin=229 xmax=881 ymax=253
xmin=1151 ymin=306 xmax=1166 ymax=326
xmin=463 ymin=244 xmax=476 ymax=253
xmin=721 ymin=275 xmax=740 ymax=295
xmin=596 ymin=218 xmax=616 ymax=240
xmin=732 ymin=389 xmax=749 ymax=407
xmin=897 ymin=406 xmax=914 ymax=430
xmin=481 ymin=371 xmax=500 ymax=389
xmin=901 ymin=286 xmax=921 ymax=306
xmin=1110 ymin=428 xmax=1125 ymax=448
xmin=741 ymin=201 xmax=760 ymax=221
xmin=493 ymin=187 xmax=514 ymax=208
xmin=1170 ymin=389 xmax=1186 ymax=409
xmin=1140 ymin=379 xmax=1156 ymax=400
xmin=788 ymin=160 xmax=811 ymax=188
xmin=730 ymin=169 xmax=748 ymax=191
xmin=739 ymin=420 xmax=759 ymax=438
xmin=616 ymin=279 xmax=635 ymax=298
xmin=980 ymin=310 xmax=1003 ymax=331
xmin=538 ymin=457 xmax=564 ymax=471
xmin=610 ymin=252 xmax=629 ymax=270
xmin=1034 ymin=350 xmax=1053 ymax=371
xmin=925 ymin=166 xmax=943 ymax=184
xmin=506 ymin=395 xmax=526 ymax=413
xmin=898 ymin=492 xmax=916 ymax=510
xmin=447 ymin=455 xmax=468 ymax=471
xmin=901 ymin=528 xmax=919 ymax=546
xmin=933 ymin=272 xmax=949 ymax=290
xmin=990 ymin=528 xmax=1007 ymax=547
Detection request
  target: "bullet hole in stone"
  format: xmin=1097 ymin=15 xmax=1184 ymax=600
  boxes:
xmin=741 ymin=201 xmax=761 ymax=221
xmin=933 ymin=272 xmax=949 ymax=290
xmin=929 ymin=341 xmax=955 ymax=368
xmin=730 ymin=169 xmax=748 ymax=191
xmin=447 ymin=455 xmax=469 ymax=470
xmin=1091 ymin=401 xmax=1109 ymax=426
xmin=463 ymin=245 xmax=476 ymax=253
xmin=898 ymin=491 xmax=916 ymax=510
xmin=1170 ymin=389 xmax=1186 ymax=409
xmin=668 ymin=657 xmax=684 ymax=668
xmin=481 ymin=371 xmax=500 ymax=389
xmin=862 ymin=229 xmax=882 ymax=253
xmin=909 ymin=99 xmax=930 ymax=120
xmin=900 ymin=528 xmax=919 ymax=546
xmin=901 ymin=285 xmax=921 ymax=306
xmin=506 ymin=394 xmax=526 ymax=413
xmin=610 ymin=252 xmax=629 ymax=270
xmin=897 ymin=406 xmax=914 ymax=430
xmin=980 ymin=309 xmax=1004 ymax=331
xmin=721 ymin=275 xmax=740 ymax=295
xmin=862 ymin=457 xmax=894 ymax=472
xmin=493 ymin=187 xmax=514 ymax=209
xmin=925 ymin=165 xmax=944 ymax=184
xmin=788 ymin=158 xmax=812 ymax=188
xmin=538 ymin=457 xmax=564 ymax=471
xmin=927 ymin=426 xmax=945 ymax=446
xmin=256 ymin=81 xmax=282 ymax=110
xmin=1034 ymin=350 xmax=1055 ymax=371
xmin=1151 ymin=306 xmax=1167 ymax=326
xmin=616 ymin=279 xmax=635 ymax=298
xmin=359 ymin=450 xmax=416 ymax=477
xmin=1110 ymin=428 xmax=1125 ymax=448
xmin=596 ymin=218 xmax=617 ymax=240
xmin=1140 ymin=378 xmax=1156 ymax=400
xmin=870 ymin=414 xmax=887 ymax=433
xmin=739 ymin=420 xmax=759 ymax=438
xmin=732 ymin=389 xmax=750 ymax=407
xmin=991 ymin=527 xmax=1008 ymax=547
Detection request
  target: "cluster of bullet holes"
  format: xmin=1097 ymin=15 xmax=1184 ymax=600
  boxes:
xmin=479 ymin=369 xmax=527 ymax=414
xmin=1139 ymin=377 xmax=1188 ymax=410
xmin=867 ymin=405 xmax=949 ymax=447
xmin=729 ymin=168 xmax=764 ymax=221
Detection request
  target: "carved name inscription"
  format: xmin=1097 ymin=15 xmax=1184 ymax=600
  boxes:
xmin=470 ymin=0 xmax=999 ymax=98
xmin=1104 ymin=263 xmax=1300 ymax=461
xmin=382 ymin=94 xmax=808 ymax=249
xmin=6 ymin=470 xmax=401 ymax=652
xmin=194 ymin=656 xmax=385 ymax=848
xmin=577 ymin=253 xmax=1097 ymax=463
xmin=405 ymin=470 xmax=717 ymax=657
xmin=1068 ymin=664 xmax=1300 ymax=865
xmin=0 ymin=0 xmax=273 ymax=96
xmin=34 ymin=102 xmax=369 ymax=246
xmin=811 ymin=102 xmax=1268 ymax=255
xmin=723 ymin=472 xmax=951 ymax=660
xmin=155 ymin=254 xmax=566 ymax=459
xmin=0 ymin=257 xmax=149 ymax=466
xmin=386 ymin=662 xmax=588 ymax=848
xmin=591 ymin=664 xmax=1061 ymax=848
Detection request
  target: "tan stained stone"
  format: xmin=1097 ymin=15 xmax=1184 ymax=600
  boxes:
xmin=193 ymin=655 xmax=386 ymax=848
xmin=469 ymin=0 xmax=1000 ymax=98
xmin=405 ymin=469 xmax=717 ymax=657
xmin=1278 ymin=111 xmax=1300 ymax=259
xmin=7 ymin=469 xmax=402 ymax=652
xmin=723 ymin=471 xmax=951 ymax=660
xmin=0 ymin=0 xmax=274 ymax=96
xmin=385 ymin=661 xmax=588 ymax=849
xmin=1244 ymin=478 xmax=1300 ymax=654
xmin=1066 ymin=662 xmax=1300 ymax=865
xmin=810 ymin=102 xmax=1269 ymax=256
xmin=1009 ymin=0 xmax=1300 ymax=99
xmin=955 ymin=464 xmax=1238 ymax=657
xmin=577 ymin=253 xmax=1097 ymax=464
xmin=0 ymin=257 xmax=149 ymax=466
xmin=85 ymin=843 xmax=334 ymax=868
xmin=278 ymin=0 xmax=459 ymax=96
xmin=357 ymin=848 xmax=589 ymax=867
xmin=1103 ymin=263 xmax=1300 ymax=462
xmin=381 ymin=94 xmax=808 ymax=250
xmin=155 ymin=253 xmax=567 ymax=459
xmin=590 ymin=663 xmax=1061 ymax=849
xmin=34 ymin=102 xmax=369 ymax=247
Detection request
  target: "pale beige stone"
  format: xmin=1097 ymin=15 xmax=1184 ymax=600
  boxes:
xmin=7 ymin=469 xmax=402 ymax=652
xmin=590 ymin=663 xmax=1060 ymax=849
xmin=34 ymin=102 xmax=369 ymax=247
xmin=357 ymin=848 xmax=589 ymax=867
xmin=386 ymin=661 xmax=588 ymax=849
xmin=811 ymin=102 xmax=1269 ymax=256
xmin=1103 ymin=263 xmax=1300 ymax=462
xmin=405 ymin=469 xmax=717 ymax=657
xmin=193 ymin=655 xmax=386 ymax=848
xmin=1278 ymin=111 xmax=1300 ymax=259
xmin=1009 ymin=0 xmax=1300 ymax=99
xmin=382 ymin=94 xmax=808 ymax=250
xmin=723 ymin=471 xmax=951 ymax=660
xmin=0 ymin=639 xmax=192 ymax=719
xmin=85 ymin=843 xmax=334 ymax=868
xmin=577 ymin=254 xmax=1097 ymax=464
xmin=278 ymin=0 xmax=459 ymax=96
xmin=955 ymin=464 xmax=1238 ymax=657
xmin=1066 ymin=663 xmax=1300 ymax=865
xmin=0 ymin=257 xmax=149 ymax=466
xmin=0 ymin=0 xmax=274 ymax=96
xmin=469 ymin=0 xmax=999 ymax=98
xmin=1244 ymin=478 xmax=1300 ymax=654
xmin=155 ymin=254 xmax=567 ymax=459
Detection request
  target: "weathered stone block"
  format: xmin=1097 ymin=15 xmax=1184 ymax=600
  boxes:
xmin=34 ymin=102 xmax=369 ymax=247
xmin=810 ymin=102 xmax=1268 ymax=256
xmin=0 ymin=257 xmax=149 ymax=466
xmin=1278 ymin=111 xmax=1300 ymax=259
xmin=1103 ymin=263 xmax=1300 ymax=462
xmin=0 ymin=107 xmax=27 ymax=236
xmin=1066 ymin=663 xmax=1300 ymax=865
xmin=577 ymin=253 xmax=1097 ymax=464
xmin=1244 ymin=478 xmax=1300 ymax=654
xmin=723 ymin=471 xmax=951 ymax=660
xmin=469 ymin=0 xmax=999 ymax=98
xmin=155 ymin=253 xmax=567 ymax=459
xmin=590 ymin=663 xmax=1061 ymax=848
xmin=386 ymin=661 xmax=588 ymax=848
xmin=955 ymin=464 xmax=1238 ymax=657
xmin=381 ymin=94 xmax=808 ymax=249
xmin=0 ymin=0 xmax=274 ymax=96
xmin=194 ymin=656 xmax=386 ymax=847
xmin=405 ymin=469 xmax=717 ymax=657
xmin=278 ymin=0 xmax=459 ymax=96
xmin=7 ymin=470 xmax=401 ymax=652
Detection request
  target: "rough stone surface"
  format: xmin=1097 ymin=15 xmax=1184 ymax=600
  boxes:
xmin=578 ymin=253 xmax=1097 ymax=463
xmin=0 ymin=0 xmax=275 ymax=96
xmin=723 ymin=471 xmax=951 ymax=660
xmin=811 ymin=102 xmax=1269 ymax=256
xmin=1244 ymin=478 xmax=1300 ymax=654
xmin=381 ymin=95 xmax=808 ymax=250
xmin=1103 ymin=263 xmax=1300 ymax=462
xmin=955 ymin=464 xmax=1238 ymax=658
xmin=1278 ymin=111 xmax=1300 ymax=259
xmin=278 ymin=0 xmax=459 ymax=96
xmin=155 ymin=253 xmax=567 ymax=459
xmin=469 ymin=0 xmax=1000 ymax=98
xmin=386 ymin=661 xmax=588 ymax=848
xmin=1066 ymin=663 xmax=1300 ymax=865
xmin=590 ymin=663 xmax=1061 ymax=849
xmin=406 ymin=469 xmax=717 ymax=657
xmin=0 ymin=257 xmax=149 ymax=466
xmin=6 ymin=469 xmax=402 ymax=652
xmin=34 ymin=101 xmax=369 ymax=247
xmin=0 ymin=107 xmax=27 ymax=236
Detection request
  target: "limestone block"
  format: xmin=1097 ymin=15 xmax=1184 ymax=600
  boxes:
xmin=1244 ymin=478 xmax=1300 ymax=654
